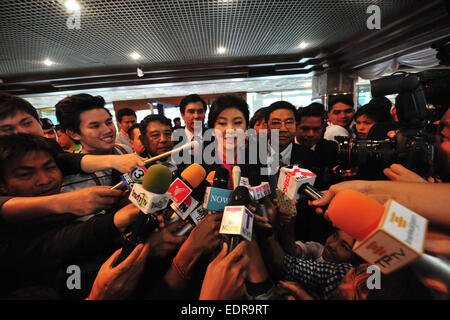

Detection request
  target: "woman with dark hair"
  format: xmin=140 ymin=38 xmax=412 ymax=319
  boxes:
xmin=207 ymin=94 xmax=250 ymax=176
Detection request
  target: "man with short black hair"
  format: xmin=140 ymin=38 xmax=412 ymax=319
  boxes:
xmin=175 ymin=94 xmax=209 ymax=168
xmin=115 ymin=108 xmax=137 ymax=149
xmin=41 ymin=118 xmax=57 ymax=141
xmin=263 ymin=101 xmax=315 ymax=197
xmin=0 ymin=133 xmax=140 ymax=299
xmin=324 ymin=94 xmax=355 ymax=142
xmin=139 ymin=114 xmax=177 ymax=171
xmin=55 ymin=94 xmax=134 ymax=193
xmin=179 ymin=94 xmax=207 ymax=141
xmin=128 ymin=123 xmax=145 ymax=155
xmin=0 ymin=93 xmax=44 ymax=137
xmin=294 ymin=103 xmax=337 ymax=243
xmin=265 ymin=101 xmax=315 ymax=170
xmin=55 ymin=124 xmax=80 ymax=153
xmin=0 ymin=93 xmax=143 ymax=222
xmin=173 ymin=117 xmax=182 ymax=130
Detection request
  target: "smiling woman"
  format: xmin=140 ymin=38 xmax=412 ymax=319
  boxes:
xmin=208 ymin=94 xmax=249 ymax=164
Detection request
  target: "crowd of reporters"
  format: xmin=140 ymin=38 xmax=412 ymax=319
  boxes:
xmin=0 ymin=90 xmax=448 ymax=300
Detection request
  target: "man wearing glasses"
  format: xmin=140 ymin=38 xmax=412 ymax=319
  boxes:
xmin=265 ymin=100 xmax=315 ymax=169
xmin=139 ymin=114 xmax=177 ymax=172
xmin=263 ymin=101 xmax=316 ymax=196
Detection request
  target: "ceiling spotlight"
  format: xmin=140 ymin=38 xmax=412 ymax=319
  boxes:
xmin=43 ymin=59 xmax=55 ymax=66
xmin=64 ymin=0 xmax=81 ymax=12
xmin=217 ymin=46 xmax=226 ymax=54
xmin=298 ymin=42 xmax=308 ymax=49
xmin=130 ymin=52 xmax=141 ymax=60
xmin=137 ymin=66 xmax=144 ymax=78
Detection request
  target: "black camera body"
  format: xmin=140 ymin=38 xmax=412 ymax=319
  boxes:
xmin=335 ymin=69 xmax=450 ymax=179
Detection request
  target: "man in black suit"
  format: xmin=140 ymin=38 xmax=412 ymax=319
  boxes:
xmin=295 ymin=103 xmax=339 ymax=190
xmin=172 ymin=94 xmax=208 ymax=170
xmin=294 ymin=103 xmax=337 ymax=244
xmin=263 ymin=101 xmax=316 ymax=192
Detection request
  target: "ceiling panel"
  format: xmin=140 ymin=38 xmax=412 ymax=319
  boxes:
xmin=0 ymin=0 xmax=418 ymax=77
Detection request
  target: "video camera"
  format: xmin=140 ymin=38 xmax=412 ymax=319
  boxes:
xmin=336 ymin=69 xmax=450 ymax=178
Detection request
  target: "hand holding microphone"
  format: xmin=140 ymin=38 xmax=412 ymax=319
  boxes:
xmin=117 ymin=164 xmax=173 ymax=263
xmin=168 ymin=164 xmax=207 ymax=236
xmin=220 ymin=182 xmax=255 ymax=254
xmin=199 ymin=241 xmax=249 ymax=300
xmin=203 ymin=167 xmax=232 ymax=215
xmin=325 ymin=189 xmax=450 ymax=291
xmin=111 ymin=141 xmax=197 ymax=190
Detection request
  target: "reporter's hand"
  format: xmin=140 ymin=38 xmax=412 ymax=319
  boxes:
xmin=253 ymin=214 xmax=273 ymax=230
xmin=277 ymin=200 xmax=297 ymax=225
xmin=56 ymin=186 xmax=125 ymax=216
xmin=147 ymin=220 xmax=187 ymax=259
xmin=87 ymin=242 xmax=149 ymax=300
xmin=113 ymin=204 xmax=140 ymax=233
xmin=199 ymin=241 xmax=249 ymax=300
xmin=275 ymin=281 xmax=314 ymax=300
xmin=184 ymin=213 xmax=222 ymax=255
xmin=383 ymin=164 xmax=427 ymax=183
xmin=109 ymin=154 xmax=146 ymax=173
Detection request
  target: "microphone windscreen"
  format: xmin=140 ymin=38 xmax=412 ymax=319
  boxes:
xmin=206 ymin=171 xmax=215 ymax=184
xmin=327 ymin=190 xmax=384 ymax=241
xmin=230 ymin=186 xmax=251 ymax=206
xmin=213 ymin=167 xmax=229 ymax=188
xmin=181 ymin=163 xmax=206 ymax=188
xmin=142 ymin=164 xmax=173 ymax=194
xmin=248 ymin=166 xmax=262 ymax=186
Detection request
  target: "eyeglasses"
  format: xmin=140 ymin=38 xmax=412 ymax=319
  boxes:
xmin=269 ymin=119 xmax=296 ymax=129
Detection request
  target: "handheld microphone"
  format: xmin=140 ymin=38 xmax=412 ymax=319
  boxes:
xmin=111 ymin=141 xmax=197 ymax=190
xmin=213 ymin=167 xmax=229 ymax=189
xmin=112 ymin=166 xmax=147 ymax=191
xmin=247 ymin=168 xmax=273 ymax=236
xmin=327 ymin=190 xmax=450 ymax=289
xmin=203 ymin=167 xmax=232 ymax=214
xmin=277 ymin=165 xmax=317 ymax=200
xmin=206 ymin=170 xmax=216 ymax=185
xmin=232 ymin=166 xmax=241 ymax=190
xmin=298 ymin=183 xmax=323 ymax=201
xmin=167 ymin=163 xmax=206 ymax=204
xmin=220 ymin=186 xmax=254 ymax=253
xmin=168 ymin=164 xmax=207 ymax=236
xmin=117 ymin=164 xmax=173 ymax=263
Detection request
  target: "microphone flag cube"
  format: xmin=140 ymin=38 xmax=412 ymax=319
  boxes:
xmin=277 ymin=166 xmax=316 ymax=200
xmin=170 ymin=195 xmax=199 ymax=220
xmin=353 ymin=199 xmax=428 ymax=274
xmin=120 ymin=166 xmax=147 ymax=191
xmin=129 ymin=183 xmax=171 ymax=214
xmin=203 ymin=186 xmax=233 ymax=211
xmin=219 ymin=206 xmax=254 ymax=242
xmin=249 ymin=182 xmax=271 ymax=200
xmin=189 ymin=206 xmax=207 ymax=225
xmin=167 ymin=178 xmax=192 ymax=204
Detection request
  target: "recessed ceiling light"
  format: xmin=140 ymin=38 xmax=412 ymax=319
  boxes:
xmin=64 ymin=0 xmax=81 ymax=12
xmin=43 ymin=59 xmax=55 ymax=66
xmin=217 ymin=46 xmax=226 ymax=54
xmin=298 ymin=42 xmax=308 ymax=49
xmin=130 ymin=52 xmax=141 ymax=60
